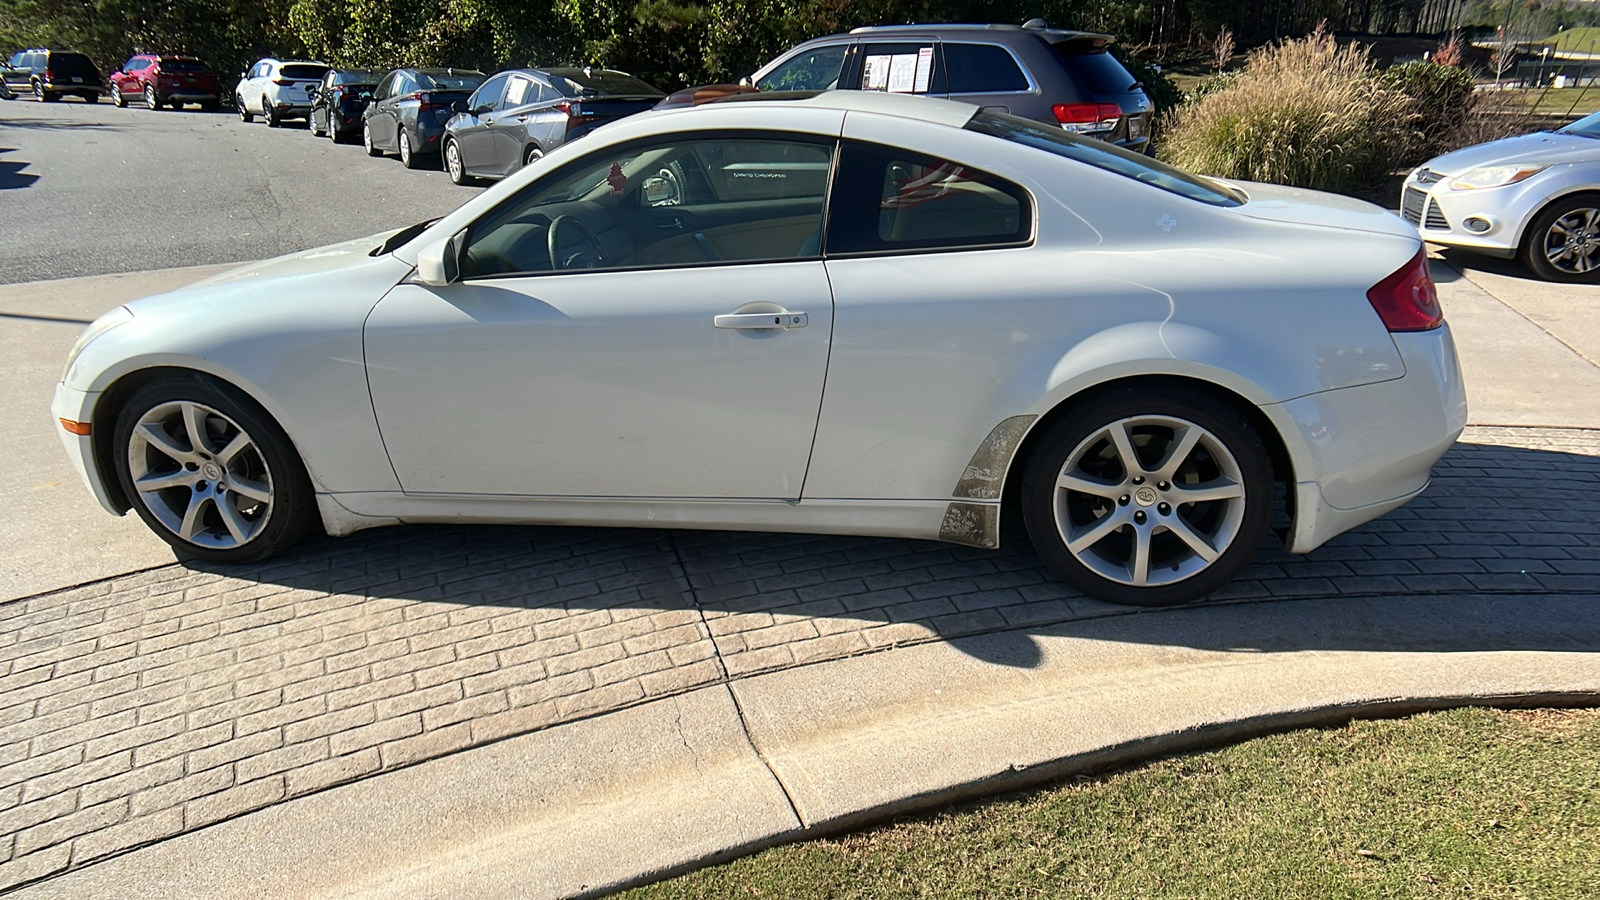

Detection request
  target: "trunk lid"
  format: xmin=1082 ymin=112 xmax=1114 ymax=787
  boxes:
xmin=1229 ymin=180 xmax=1417 ymax=239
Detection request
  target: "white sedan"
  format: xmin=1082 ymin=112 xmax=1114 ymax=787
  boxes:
xmin=53 ymin=91 xmax=1466 ymax=606
xmin=1402 ymin=110 xmax=1600 ymax=281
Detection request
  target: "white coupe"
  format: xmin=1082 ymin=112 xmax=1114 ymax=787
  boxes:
xmin=54 ymin=91 xmax=1466 ymax=606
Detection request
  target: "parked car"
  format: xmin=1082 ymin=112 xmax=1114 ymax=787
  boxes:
xmin=6 ymin=49 xmax=103 ymax=102
xmin=53 ymin=91 xmax=1465 ymax=606
xmin=235 ymin=58 xmax=329 ymax=126
xmin=110 ymin=55 xmax=220 ymax=110
xmin=748 ymin=19 xmax=1153 ymax=152
xmin=1403 ymin=109 xmax=1600 ymax=282
xmin=310 ymin=68 xmax=382 ymax=142
xmin=362 ymin=68 xmax=486 ymax=168
xmin=442 ymin=67 xmax=664 ymax=185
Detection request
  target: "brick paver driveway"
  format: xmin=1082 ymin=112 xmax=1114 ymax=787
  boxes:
xmin=3 ymin=424 xmax=1598 ymax=891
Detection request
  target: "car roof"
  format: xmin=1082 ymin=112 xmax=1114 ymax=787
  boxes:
xmin=688 ymin=88 xmax=978 ymax=129
xmin=848 ymin=22 xmax=1114 ymax=41
xmin=413 ymin=68 xmax=484 ymax=76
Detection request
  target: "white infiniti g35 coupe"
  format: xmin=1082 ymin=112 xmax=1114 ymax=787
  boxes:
xmin=53 ymin=91 xmax=1467 ymax=607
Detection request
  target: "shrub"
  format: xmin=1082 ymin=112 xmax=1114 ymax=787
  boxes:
xmin=1158 ymin=29 xmax=1417 ymax=193
xmin=1381 ymin=60 xmax=1476 ymax=160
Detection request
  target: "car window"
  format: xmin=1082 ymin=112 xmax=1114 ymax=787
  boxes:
xmin=965 ymin=110 xmax=1244 ymax=207
xmin=461 ymin=135 xmax=834 ymax=278
xmin=281 ymin=64 xmax=328 ymax=81
xmin=1559 ymin=110 xmax=1600 ymax=138
xmin=160 ymin=59 xmax=207 ymax=73
xmin=505 ymin=76 xmax=532 ymax=107
xmin=126 ymin=58 xmax=149 ymax=72
xmin=48 ymin=54 xmax=98 ymax=77
xmin=945 ymin=44 xmax=1030 ymax=94
xmin=857 ymin=42 xmax=945 ymax=94
xmin=419 ymin=72 xmax=483 ymax=90
xmin=827 ymin=140 xmax=1030 ymax=254
xmin=541 ymin=68 xmax=663 ymax=97
xmin=1051 ymin=46 xmax=1140 ymax=96
xmin=251 ymin=62 xmax=268 ymax=79
xmin=469 ymin=73 xmax=509 ymax=110
xmin=756 ymin=45 xmax=849 ymax=92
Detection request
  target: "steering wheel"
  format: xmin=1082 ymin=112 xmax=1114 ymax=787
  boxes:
xmin=547 ymin=215 xmax=608 ymax=270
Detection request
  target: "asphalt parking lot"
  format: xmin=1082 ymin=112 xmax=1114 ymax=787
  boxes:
xmin=2 ymin=97 xmax=1599 ymax=897
xmin=0 ymin=98 xmax=481 ymax=285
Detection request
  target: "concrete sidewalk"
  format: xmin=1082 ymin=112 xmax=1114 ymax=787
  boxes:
xmin=2 ymin=255 xmax=1598 ymax=898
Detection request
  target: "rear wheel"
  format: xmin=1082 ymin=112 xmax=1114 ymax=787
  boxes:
xmin=310 ymin=108 xmax=325 ymax=136
xmin=1020 ymin=386 xmax=1273 ymax=607
xmin=523 ymin=145 xmax=543 ymax=169
xmin=399 ymin=130 xmax=421 ymax=168
xmin=1522 ymin=194 xmax=1600 ymax=283
xmin=144 ymin=84 xmax=161 ymax=110
xmin=35 ymin=81 xmax=55 ymax=102
xmin=84 ymin=92 xmax=98 ymax=103
xmin=113 ymin=376 xmax=318 ymax=563
xmin=264 ymin=97 xmax=280 ymax=127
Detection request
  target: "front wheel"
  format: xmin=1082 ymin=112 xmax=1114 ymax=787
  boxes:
xmin=1521 ymin=194 xmax=1600 ymax=283
xmin=363 ymin=122 xmax=381 ymax=156
xmin=113 ymin=376 xmax=317 ymax=563
xmin=237 ymin=94 xmax=253 ymax=122
xmin=111 ymin=84 xmax=126 ymax=107
xmin=1020 ymin=386 xmax=1274 ymax=607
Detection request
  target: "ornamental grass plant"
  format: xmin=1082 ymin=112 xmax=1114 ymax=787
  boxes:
xmin=1159 ymin=27 xmax=1417 ymax=193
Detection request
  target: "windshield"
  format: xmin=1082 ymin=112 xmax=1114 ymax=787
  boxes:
xmin=1558 ymin=110 xmax=1600 ymax=138
xmin=543 ymin=68 xmax=664 ymax=98
xmin=966 ymin=110 xmax=1245 ymax=207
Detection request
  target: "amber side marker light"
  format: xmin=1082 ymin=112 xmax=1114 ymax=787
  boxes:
xmin=59 ymin=419 xmax=91 ymax=435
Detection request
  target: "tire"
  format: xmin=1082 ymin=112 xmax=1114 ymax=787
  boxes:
xmin=1521 ymin=193 xmax=1600 ymax=283
xmin=201 ymin=99 xmax=220 ymax=113
xmin=84 ymin=92 xmax=99 ymax=104
xmin=399 ymin=129 xmax=421 ymax=168
xmin=112 ymin=375 xmax=318 ymax=564
xmin=238 ymin=94 xmax=253 ymax=123
xmin=264 ymin=97 xmax=280 ymax=127
xmin=310 ymin=109 xmax=325 ymax=137
xmin=35 ymin=81 xmax=55 ymax=102
xmin=1019 ymin=385 xmax=1274 ymax=607
xmin=363 ymin=121 xmax=381 ymax=157
xmin=145 ymin=84 xmax=161 ymax=110
xmin=523 ymin=145 xmax=543 ymax=169
xmin=111 ymin=84 xmax=125 ymax=107
xmin=444 ymin=138 xmax=470 ymax=185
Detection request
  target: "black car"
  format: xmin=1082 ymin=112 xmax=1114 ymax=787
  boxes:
xmin=7 ymin=49 xmax=103 ymax=102
xmin=311 ymin=68 xmax=381 ymax=142
xmin=362 ymin=68 xmax=485 ymax=168
xmin=442 ymin=67 xmax=664 ymax=185
xmin=748 ymin=20 xmax=1154 ymax=153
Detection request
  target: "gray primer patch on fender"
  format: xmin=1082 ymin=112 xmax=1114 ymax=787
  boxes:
xmin=939 ymin=502 xmax=999 ymax=549
xmin=953 ymin=414 xmax=1038 ymax=500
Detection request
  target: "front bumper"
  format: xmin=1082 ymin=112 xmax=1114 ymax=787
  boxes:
xmin=1269 ymin=324 xmax=1468 ymax=553
xmin=52 ymin=381 xmax=123 ymax=516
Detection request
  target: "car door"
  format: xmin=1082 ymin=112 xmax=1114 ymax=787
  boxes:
xmin=368 ymin=73 xmax=399 ymax=147
xmin=363 ymin=132 xmax=838 ymax=499
xmin=456 ymin=73 xmax=508 ymax=174
xmin=487 ymin=74 xmax=548 ymax=173
xmin=244 ymin=62 xmax=268 ymax=107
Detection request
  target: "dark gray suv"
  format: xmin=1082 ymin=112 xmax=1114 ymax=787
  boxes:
xmin=748 ymin=20 xmax=1153 ymax=152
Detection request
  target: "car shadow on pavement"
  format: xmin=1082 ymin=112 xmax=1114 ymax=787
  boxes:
xmin=178 ymin=437 xmax=1600 ymax=673
xmin=0 ymin=148 xmax=38 ymax=189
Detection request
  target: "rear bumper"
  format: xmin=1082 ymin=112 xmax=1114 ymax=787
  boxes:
xmin=1269 ymin=324 xmax=1468 ymax=553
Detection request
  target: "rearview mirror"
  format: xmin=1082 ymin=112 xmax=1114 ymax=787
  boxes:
xmin=414 ymin=231 xmax=465 ymax=287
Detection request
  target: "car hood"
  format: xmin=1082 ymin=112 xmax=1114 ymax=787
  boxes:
xmin=1228 ymin=180 xmax=1416 ymax=238
xmin=1419 ymin=131 xmax=1600 ymax=175
xmin=187 ymin=230 xmax=405 ymax=289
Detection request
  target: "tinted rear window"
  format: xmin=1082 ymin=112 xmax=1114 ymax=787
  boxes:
xmin=332 ymin=71 xmax=380 ymax=85
xmin=280 ymin=65 xmax=329 ymax=81
xmin=47 ymin=54 xmax=98 ymax=76
xmin=966 ymin=110 xmax=1244 ymax=207
xmin=544 ymin=69 xmax=664 ymax=98
xmin=158 ymin=59 xmax=208 ymax=73
xmin=945 ymin=44 xmax=1030 ymax=93
xmin=418 ymin=72 xmax=485 ymax=90
xmin=1052 ymin=48 xmax=1139 ymax=96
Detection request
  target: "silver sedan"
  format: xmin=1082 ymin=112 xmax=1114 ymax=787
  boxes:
xmin=54 ymin=91 xmax=1466 ymax=606
xmin=1402 ymin=110 xmax=1600 ymax=281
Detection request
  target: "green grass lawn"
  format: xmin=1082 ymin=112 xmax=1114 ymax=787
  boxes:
xmin=1539 ymin=27 xmax=1600 ymax=54
xmin=620 ymin=707 xmax=1600 ymax=899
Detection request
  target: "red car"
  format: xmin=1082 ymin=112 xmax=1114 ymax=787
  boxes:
xmin=110 ymin=55 xmax=220 ymax=111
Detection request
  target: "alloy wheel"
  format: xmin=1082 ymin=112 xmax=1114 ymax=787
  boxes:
xmin=126 ymin=400 xmax=275 ymax=550
xmin=1542 ymin=207 xmax=1600 ymax=275
xmin=445 ymin=140 xmax=464 ymax=183
xmin=145 ymin=84 xmax=159 ymax=110
xmin=1050 ymin=415 xmax=1247 ymax=588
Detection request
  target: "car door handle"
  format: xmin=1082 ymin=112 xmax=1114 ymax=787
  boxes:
xmin=714 ymin=312 xmax=807 ymax=330
xmin=517 ymin=114 xmax=531 ymax=122
xmin=655 ymin=217 xmax=684 ymax=230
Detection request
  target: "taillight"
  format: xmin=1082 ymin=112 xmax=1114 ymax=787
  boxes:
xmin=1052 ymin=102 xmax=1122 ymax=133
xmin=1366 ymin=250 xmax=1443 ymax=332
xmin=271 ymin=78 xmax=293 ymax=86
xmin=556 ymin=100 xmax=583 ymax=130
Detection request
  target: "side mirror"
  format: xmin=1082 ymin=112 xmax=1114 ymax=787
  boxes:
xmin=451 ymin=99 xmax=467 ymax=114
xmin=738 ymin=75 xmax=752 ymax=87
xmin=414 ymin=231 xmax=465 ymax=287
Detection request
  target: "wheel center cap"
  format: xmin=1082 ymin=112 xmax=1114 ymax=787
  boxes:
xmin=202 ymin=463 xmax=222 ymax=481
xmin=1134 ymin=486 xmax=1158 ymax=507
